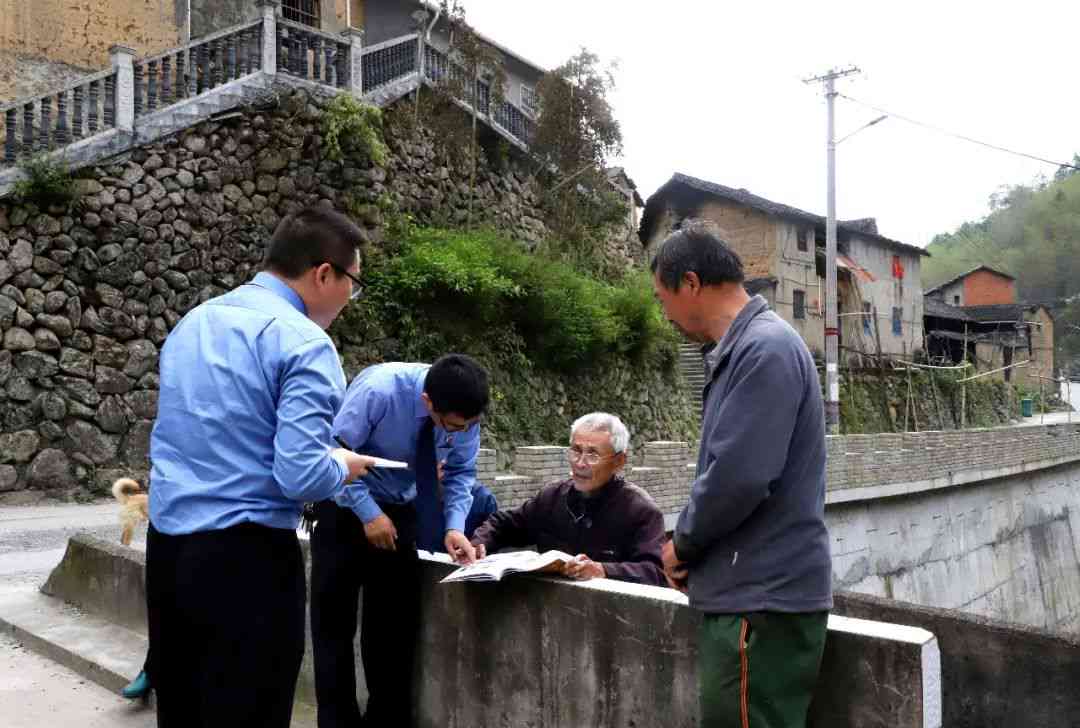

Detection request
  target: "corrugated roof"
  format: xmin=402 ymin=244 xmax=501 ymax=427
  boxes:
xmin=924 ymin=265 xmax=1016 ymax=295
xmin=923 ymin=298 xmax=974 ymax=322
xmin=840 ymin=217 xmax=878 ymax=235
xmin=639 ymin=173 xmax=929 ymax=257
xmin=923 ymin=298 xmax=1053 ymax=324
xmin=962 ymin=304 xmax=1042 ymax=323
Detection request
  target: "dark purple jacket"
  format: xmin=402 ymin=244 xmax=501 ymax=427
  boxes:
xmin=471 ymin=476 xmax=667 ymax=587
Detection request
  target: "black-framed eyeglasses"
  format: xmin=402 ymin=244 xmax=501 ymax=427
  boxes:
xmin=329 ymin=262 xmax=364 ymax=300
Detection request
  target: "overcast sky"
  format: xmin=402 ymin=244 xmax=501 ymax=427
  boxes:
xmin=460 ymin=0 xmax=1080 ymax=247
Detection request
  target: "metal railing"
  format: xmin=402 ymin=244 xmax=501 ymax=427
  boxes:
xmin=277 ymin=19 xmax=352 ymax=89
xmin=362 ymin=34 xmax=419 ymax=94
xmin=492 ymin=99 xmax=534 ymax=147
xmin=422 ymin=44 xmax=533 ymax=147
xmin=423 ymin=44 xmax=488 ymax=112
xmin=133 ymin=19 xmax=265 ymax=119
xmin=1 ymin=67 xmax=119 ymax=165
xmin=0 ymin=18 xmax=539 ymax=171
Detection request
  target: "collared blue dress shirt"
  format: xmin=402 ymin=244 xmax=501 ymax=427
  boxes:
xmin=149 ymin=272 xmax=348 ymax=535
xmin=331 ymin=363 xmax=478 ymax=534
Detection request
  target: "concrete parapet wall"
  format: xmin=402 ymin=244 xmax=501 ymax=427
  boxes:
xmin=40 ymin=533 xmax=146 ymax=632
xmin=420 ymin=562 xmax=939 ymax=728
xmin=829 ymin=457 xmax=1080 ymax=635
xmin=835 ymin=590 xmax=1080 ymax=728
xmin=42 ymin=533 xmax=942 ymax=727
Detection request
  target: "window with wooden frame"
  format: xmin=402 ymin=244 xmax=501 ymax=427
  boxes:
xmin=797 ymin=227 xmax=809 ymax=252
xmin=283 ymin=0 xmax=321 ymax=28
xmin=793 ymin=289 xmax=806 ymax=320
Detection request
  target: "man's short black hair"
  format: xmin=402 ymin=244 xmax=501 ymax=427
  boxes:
xmin=649 ymin=218 xmax=745 ymax=291
xmin=263 ymin=206 xmax=364 ymax=279
xmin=424 ymin=354 xmax=489 ymax=419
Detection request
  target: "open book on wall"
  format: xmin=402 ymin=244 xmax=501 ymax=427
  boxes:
xmin=440 ymin=550 xmax=580 ymax=583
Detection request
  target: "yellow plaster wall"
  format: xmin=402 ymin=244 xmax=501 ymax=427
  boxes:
xmin=0 ymin=0 xmax=183 ymax=72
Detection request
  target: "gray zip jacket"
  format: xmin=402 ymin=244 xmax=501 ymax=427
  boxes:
xmin=674 ymin=295 xmax=832 ymax=613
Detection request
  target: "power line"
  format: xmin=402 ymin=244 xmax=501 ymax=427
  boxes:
xmin=837 ymin=93 xmax=1080 ymax=172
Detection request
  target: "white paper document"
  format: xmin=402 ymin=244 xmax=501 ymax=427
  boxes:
xmin=440 ymin=550 xmax=581 ymax=583
xmin=365 ymin=456 xmax=409 ymax=469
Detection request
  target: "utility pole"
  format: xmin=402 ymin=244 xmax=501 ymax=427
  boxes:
xmin=804 ymin=66 xmax=859 ymax=435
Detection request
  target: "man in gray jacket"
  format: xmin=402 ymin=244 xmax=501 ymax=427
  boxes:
xmin=652 ymin=220 xmax=831 ymax=728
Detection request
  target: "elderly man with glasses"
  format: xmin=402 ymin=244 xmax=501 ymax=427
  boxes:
xmin=471 ymin=412 xmax=667 ymax=586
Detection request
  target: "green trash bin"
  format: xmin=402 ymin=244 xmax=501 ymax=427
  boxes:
xmin=1021 ymin=398 xmax=1033 ymax=418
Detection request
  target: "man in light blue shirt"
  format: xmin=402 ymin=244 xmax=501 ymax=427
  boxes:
xmin=146 ymin=207 xmax=374 ymax=728
xmin=310 ymin=355 xmax=489 ymax=728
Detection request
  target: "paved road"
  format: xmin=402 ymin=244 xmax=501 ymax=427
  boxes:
xmin=0 ymin=501 xmax=154 ymax=726
xmin=0 ymin=502 xmax=144 ymax=586
xmin=0 ymin=499 xmax=317 ymax=727
xmin=2 ymin=633 xmax=156 ymax=728
xmin=1016 ymin=411 xmax=1076 ymax=427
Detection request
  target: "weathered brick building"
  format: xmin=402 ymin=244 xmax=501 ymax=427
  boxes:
xmin=925 ymin=264 xmax=1016 ymax=307
xmin=924 ymin=266 xmax=1054 ymax=386
xmin=639 ymin=173 xmax=929 ymax=360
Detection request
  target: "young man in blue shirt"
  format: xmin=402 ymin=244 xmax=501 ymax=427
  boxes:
xmin=146 ymin=207 xmax=376 ymax=728
xmin=310 ymin=355 xmax=488 ymax=728
xmin=416 ymin=460 xmax=498 ymax=552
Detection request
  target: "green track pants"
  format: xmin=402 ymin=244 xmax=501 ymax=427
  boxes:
xmin=698 ymin=611 xmax=828 ymax=728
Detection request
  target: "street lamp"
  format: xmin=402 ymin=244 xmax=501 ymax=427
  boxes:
xmin=836 ymin=114 xmax=887 ymax=145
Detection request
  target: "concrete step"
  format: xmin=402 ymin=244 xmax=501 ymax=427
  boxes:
xmin=0 ymin=584 xmax=316 ymax=727
xmin=0 ymin=584 xmax=145 ymax=694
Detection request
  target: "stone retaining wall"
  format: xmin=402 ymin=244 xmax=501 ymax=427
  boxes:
xmin=0 ymin=85 xmax=560 ymax=497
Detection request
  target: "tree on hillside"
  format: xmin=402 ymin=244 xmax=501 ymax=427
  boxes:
xmin=409 ymin=3 xmax=628 ymax=274
xmin=1054 ymin=153 xmax=1080 ymax=183
xmin=1059 ymin=300 xmax=1080 ymax=378
xmin=531 ymin=48 xmax=627 ymax=266
xmin=424 ymin=1 xmax=507 ymax=230
xmin=923 ymin=160 xmax=1080 ymax=375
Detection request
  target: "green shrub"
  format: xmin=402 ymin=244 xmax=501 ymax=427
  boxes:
xmin=362 ymin=227 xmax=677 ymax=371
xmin=13 ymin=154 xmax=76 ymax=208
xmin=322 ymin=93 xmax=389 ymax=165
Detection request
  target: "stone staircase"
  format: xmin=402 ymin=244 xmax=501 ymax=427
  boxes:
xmin=677 ymin=342 xmax=705 ymax=413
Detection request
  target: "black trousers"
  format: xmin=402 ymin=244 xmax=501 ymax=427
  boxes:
xmin=310 ymin=500 xmax=421 ymax=728
xmin=146 ymin=522 xmax=305 ymax=728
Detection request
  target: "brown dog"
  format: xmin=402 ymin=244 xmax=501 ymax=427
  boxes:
xmin=112 ymin=478 xmax=149 ymax=546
